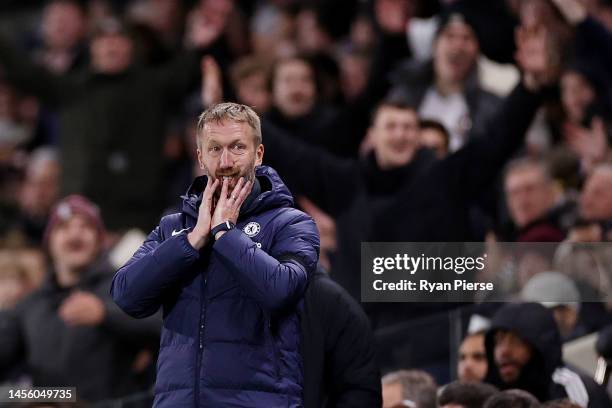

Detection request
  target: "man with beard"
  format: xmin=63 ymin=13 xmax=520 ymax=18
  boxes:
xmin=111 ymin=103 xmax=320 ymax=407
xmin=484 ymin=302 xmax=611 ymax=407
xmin=458 ymin=330 xmax=488 ymax=382
xmin=0 ymin=195 xmax=160 ymax=403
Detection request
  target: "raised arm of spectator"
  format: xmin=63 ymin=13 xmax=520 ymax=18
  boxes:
xmin=262 ymin=120 xmax=362 ymax=218
xmin=359 ymin=0 xmax=413 ymax=109
xmin=441 ymin=25 xmax=556 ymax=199
xmin=0 ymin=309 xmax=25 ymax=380
xmin=0 ymin=33 xmax=73 ymax=107
xmin=550 ymin=0 xmax=612 ymax=70
xmin=339 ymin=0 xmax=413 ymax=152
xmin=154 ymin=5 xmax=228 ymax=103
xmin=110 ymin=215 xmax=202 ymax=318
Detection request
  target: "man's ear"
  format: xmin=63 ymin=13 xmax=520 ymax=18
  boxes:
xmin=196 ymin=148 xmax=204 ymax=169
xmin=255 ymin=144 xmax=264 ymax=166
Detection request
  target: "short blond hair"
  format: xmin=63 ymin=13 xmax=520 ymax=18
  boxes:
xmin=196 ymin=102 xmax=262 ymax=149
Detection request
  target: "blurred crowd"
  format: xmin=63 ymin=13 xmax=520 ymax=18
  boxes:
xmin=1 ymin=0 xmax=612 ymax=406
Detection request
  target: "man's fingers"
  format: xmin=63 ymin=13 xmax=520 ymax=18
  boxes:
xmin=219 ymin=177 xmax=229 ymax=202
xmin=234 ymin=179 xmax=253 ymax=208
xmin=230 ymin=177 xmax=245 ymax=200
xmin=203 ymin=178 xmax=219 ymax=210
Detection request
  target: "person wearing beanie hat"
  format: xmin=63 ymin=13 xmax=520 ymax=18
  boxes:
xmin=0 ymin=194 xmax=160 ymax=403
xmin=388 ymin=8 xmax=502 ymax=153
xmin=484 ymin=302 xmax=611 ymax=407
xmin=44 ymin=195 xmax=106 ymax=286
xmin=520 ymin=271 xmax=584 ymax=341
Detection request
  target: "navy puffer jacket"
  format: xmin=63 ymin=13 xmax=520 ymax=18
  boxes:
xmin=111 ymin=166 xmax=320 ymax=407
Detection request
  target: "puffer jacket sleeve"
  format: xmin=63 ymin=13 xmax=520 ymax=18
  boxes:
xmin=213 ymin=211 xmax=320 ymax=314
xmin=111 ymin=220 xmax=200 ymax=318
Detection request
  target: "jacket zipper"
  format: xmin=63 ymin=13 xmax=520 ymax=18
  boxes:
xmin=195 ymin=273 xmax=207 ymax=407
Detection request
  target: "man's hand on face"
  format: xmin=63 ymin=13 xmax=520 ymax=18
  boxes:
xmin=188 ymin=177 xmax=219 ymax=250
xmin=211 ymin=177 xmax=253 ymax=240
xmin=58 ymin=291 xmax=106 ymax=326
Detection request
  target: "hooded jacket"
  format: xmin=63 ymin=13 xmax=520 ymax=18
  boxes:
xmin=484 ymin=302 xmax=611 ymax=408
xmin=111 ymin=166 xmax=320 ymax=407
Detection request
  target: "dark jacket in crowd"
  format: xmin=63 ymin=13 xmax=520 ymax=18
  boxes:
xmin=301 ymin=269 xmax=381 ymax=408
xmin=388 ymin=59 xmax=501 ymax=146
xmin=574 ymin=16 xmax=612 ymax=115
xmin=263 ymin=105 xmax=350 ymax=157
xmin=264 ymin=82 xmax=540 ymax=305
xmin=0 ymin=34 xmax=210 ymax=231
xmin=0 ymin=257 xmax=160 ymax=402
xmin=111 ymin=166 xmax=320 ymax=407
xmin=484 ymin=302 xmax=611 ymax=408
xmin=265 ymin=31 xmax=412 ymax=160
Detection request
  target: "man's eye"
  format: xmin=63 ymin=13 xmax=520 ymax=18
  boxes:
xmin=209 ymin=146 xmax=221 ymax=152
xmin=232 ymin=144 xmax=246 ymax=151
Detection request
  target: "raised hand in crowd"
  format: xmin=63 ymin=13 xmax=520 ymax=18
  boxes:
xmin=201 ymin=55 xmax=223 ymax=108
xmin=564 ymin=117 xmax=610 ymax=172
xmin=550 ymin=0 xmax=588 ymax=25
xmin=374 ymin=0 xmax=414 ymax=34
xmin=184 ymin=1 xmax=231 ymax=49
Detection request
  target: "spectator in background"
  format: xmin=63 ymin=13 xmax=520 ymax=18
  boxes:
xmin=338 ymin=48 xmax=371 ymax=103
xmin=26 ymin=0 xmax=89 ymax=148
xmin=126 ymin=0 xmax=185 ymax=65
xmin=16 ymin=147 xmax=60 ymax=245
xmin=0 ymin=10 xmax=226 ymax=231
xmin=264 ymin=55 xmax=348 ymax=156
xmin=579 ymin=163 xmax=612 ymax=223
xmin=388 ymin=10 xmax=501 ymax=152
xmin=458 ymin=330 xmax=488 ymax=382
xmin=419 ymin=118 xmax=450 ymax=159
xmin=382 ymin=370 xmax=438 ymax=408
xmin=0 ymin=195 xmax=160 ymax=403
xmin=503 ymin=158 xmax=570 ymax=242
xmin=301 ymin=267 xmax=381 ymax=408
xmin=0 ymin=251 xmax=37 ymax=311
xmin=484 ymin=302 xmax=611 ymax=407
xmin=438 ymin=381 xmax=498 ymax=408
xmin=33 ymin=0 xmax=88 ymax=74
xmin=0 ymin=82 xmax=35 ymax=152
xmin=543 ymin=399 xmax=583 ymax=408
xmin=483 ymin=389 xmax=540 ymax=408
xmin=520 ymin=271 xmax=582 ymax=341
xmin=382 ymin=369 xmax=438 ymax=408
xmin=229 ymin=55 xmax=271 ymax=114
xmin=560 ymin=64 xmax=611 ymax=174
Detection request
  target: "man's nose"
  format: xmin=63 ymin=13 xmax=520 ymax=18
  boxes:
xmin=219 ymin=149 xmax=232 ymax=168
xmin=497 ymin=339 xmax=511 ymax=357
